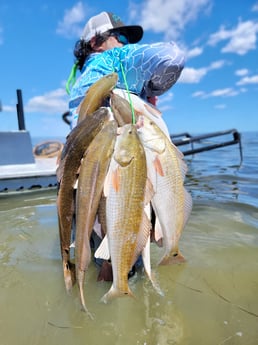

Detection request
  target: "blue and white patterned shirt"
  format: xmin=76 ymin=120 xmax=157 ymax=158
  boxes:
xmin=69 ymin=41 xmax=185 ymax=128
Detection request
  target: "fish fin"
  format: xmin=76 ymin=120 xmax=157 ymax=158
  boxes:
xmin=100 ymin=285 xmax=135 ymax=304
xmin=111 ymin=167 xmax=121 ymax=192
xmin=149 ymin=272 xmax=164 ymax=296
xmin=77 ymin=270 xmax=94 ymax=319
xmin=144 ymin=102 xmax=162 ymax=117
xmin=103 ymin=169 xmax=111 ymax=197
xmin=144 ymin=178 xmax=155 ymax=205
xmin=94 ymin=235 xmax=110 ymax=260
xmin=154 ymin=216 xmax=163 ymax=242
xmin=73 ymin=178 xmax=78 ymax=189
xmin=142 ymin=235 xmax=152 ymax=277
xmin=159 ymin=250 xmax=186 ymax=265
xmin=153 ymin=155 xmax=164 ymax=176
xmin=93 ymin=216 xmax=102 ymax=239
xmin=63 ymin=260 xmax=76 ymax=293
xmin=141 ymin=236 xmax=164 ymax=296
xmin=132 ymin=211 xmax=152 ymax=266
xmin=69 ymin=241 xmax=75 ymax=248
xmin=144 ymin=203 xmax=151 ymax=220
xmin=97 ymin=260 xmax=113 ymax=281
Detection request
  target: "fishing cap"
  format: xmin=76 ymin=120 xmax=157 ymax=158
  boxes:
xmin=81 ymin=11 xmax=143 ymax=43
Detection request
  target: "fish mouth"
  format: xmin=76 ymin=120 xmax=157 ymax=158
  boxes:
xmin=114 ymin=154 xmax=134 ymax=167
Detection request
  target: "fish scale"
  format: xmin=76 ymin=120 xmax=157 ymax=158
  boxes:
xmin=138 ymin=116 xmax=192 ymax=265
xmin=102 ymin=124 xmax=147 ymax=302
xmin=75 ymin=120 xmax=117 ymax=315
xmin=56 ymin=107 xmax=110 ymax=293
xmin=78 ymin=72 xmax=118 ymax=123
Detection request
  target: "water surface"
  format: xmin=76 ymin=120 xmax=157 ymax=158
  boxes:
xmin=0 ymin=132 xmax=257 ymax=345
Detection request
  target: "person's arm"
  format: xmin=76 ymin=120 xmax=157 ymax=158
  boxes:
xmin=141 ymin=42 xmax=185 ymax=99
xmin=120 ymin=42 xmax=185 ymax=100
xmin=69 ymin=53 xmax=115 ymax=128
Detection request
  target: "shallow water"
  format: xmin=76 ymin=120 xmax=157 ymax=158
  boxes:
xmin=0 ymin=132 xmax=258 ymax=345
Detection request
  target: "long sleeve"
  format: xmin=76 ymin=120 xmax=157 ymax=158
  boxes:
xmin=119 ymin=42 xmax=185 ymax=98
xmin=69 ymin=41 xmax=185 ymax=128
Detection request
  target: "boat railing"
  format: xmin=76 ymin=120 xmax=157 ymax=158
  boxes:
xmin=171 ymin=129 xmax=243 ymax=163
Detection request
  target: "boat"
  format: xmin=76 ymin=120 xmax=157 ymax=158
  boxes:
xmin=0 ymin=90 xmax=62 ymax=193
xmin=0 ymin=90 xmax=242 ymax=193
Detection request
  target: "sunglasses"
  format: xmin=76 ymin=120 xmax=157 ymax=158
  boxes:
xmin=110 ymin=32 xmax=129 ymax=45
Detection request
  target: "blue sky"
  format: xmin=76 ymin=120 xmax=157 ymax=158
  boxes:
xmin=0 ymin=0 xmax=257 ymax=138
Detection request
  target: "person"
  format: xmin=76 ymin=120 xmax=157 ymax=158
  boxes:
xmin=67 ymin=11 xmax=185 ymax=129
xmin=66 ymin=11 xmax=185 ymax=280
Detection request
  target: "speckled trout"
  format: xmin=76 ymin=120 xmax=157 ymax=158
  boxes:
xmin=75 ymin=120 xmax=117 ymax=315
xmin=101 ymin=124 xmax=147 ymax=303
xmin=78 ymin=73 xmax=118 ymax=123
xmin=138 ymin=115 xmax=192 ymax=265
xmin=56 ymin=107 xmax=110 ymax=293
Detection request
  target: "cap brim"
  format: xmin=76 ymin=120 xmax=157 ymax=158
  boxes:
xmin=112 ymin=25 xmax=143 ymax=43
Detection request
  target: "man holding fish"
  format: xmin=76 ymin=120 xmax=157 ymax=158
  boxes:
xmin=58 ymin=11 xmax=191 ymax=311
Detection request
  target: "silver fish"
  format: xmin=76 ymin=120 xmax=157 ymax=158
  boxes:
xmin=138 ymin=115 xmax=192 ymax=265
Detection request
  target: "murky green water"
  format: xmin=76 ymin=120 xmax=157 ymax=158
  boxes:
xmin=0 ymin=132 xmax=258 ymax=345
xmin=0 ymin=189 xmax=257 ymax=345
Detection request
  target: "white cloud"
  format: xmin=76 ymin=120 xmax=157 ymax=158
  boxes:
xmin=26 ymin=89 xmax=69 ymax=114
xmin=208 ymin=20 xmax=258 ymax=55
xmin=56 ymin=1 xmax=87 ymax=38
xmin=209 ymin=60 xmax=227 ymax=69
xmin=209 ymin=88 xmax=238 ymax=97
xmin=179 ymin=67 xmax=207 ymax=83
xmin=2 ymin=105 xmax=16 ymax=112
xmin=214 ymin=104 xmax=227 ymax=109
xmin=192 ymin=87 xmax=241 ymax=99
xmin=186 ymin=46 xmax=203 ymax=58
xmin=179 ymin=60 xmax=227 ymax=83
xmin=192 ymin=91 xmax=206 ymax=98
xmin=239 ymin=87 xmax=247 ymax=93
xmin=252 ymin=3 xmax=258 ymax=11
xmin=159 ymin=91 xmax=174 ymax=103
xmin=157 ymin=92 xmax=174 ymax=111
xmin=133 ymin=0 xmax=212 ymax=40
xmin=236 ymin=75 xmax=258 ymax=85
xmin=235 ymin=68 xmax=249 ymax=77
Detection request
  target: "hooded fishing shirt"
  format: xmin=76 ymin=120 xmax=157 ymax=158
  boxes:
xmin=69 ymin=41 xmax=185 ymax=128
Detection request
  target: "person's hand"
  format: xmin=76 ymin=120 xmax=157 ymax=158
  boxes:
xmin=147 ymin=96 xmax=158 ymax=106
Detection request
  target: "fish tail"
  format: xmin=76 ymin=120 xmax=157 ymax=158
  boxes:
xmin=77 ymin=270 xmax=94 ymax=319
xmin=159 ymin=250 xmax=186 ymax=265
xmin=149 ymin=272 xmax=164 ymax=297
xmin=100 ymin=284 xmax=135 ymax=304
xmin=63 ymin=260 xmax=76 ymax=293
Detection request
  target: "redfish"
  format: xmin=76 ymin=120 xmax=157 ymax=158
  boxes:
xmin=101 ymin=124 xmax=147 ymax=303
xmin=56 ymin=107 xmax=110 ymax=292
xmin=75 ymin=120 xmax=117 ymax=315
xmin=78 ymin=73 xmax=118 ymax=123
xmin=138 ymin=115 xmax=192 ymax=265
